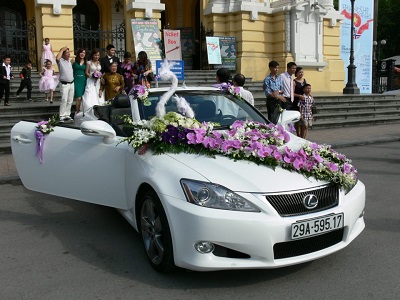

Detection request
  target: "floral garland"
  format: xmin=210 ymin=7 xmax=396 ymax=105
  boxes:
xmin=129 ymin=84 xmax=150 ymax=106
xmin=120 ymin=112 xmax=358 ymax=191
xmin=35 ymin=115 xmax=59 ymax=164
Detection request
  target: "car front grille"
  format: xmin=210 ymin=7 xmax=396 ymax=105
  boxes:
xmin=265 ymin=184 xmax=339 ymax=217
xmin=273 ymin=228 xmax=344 ymax=259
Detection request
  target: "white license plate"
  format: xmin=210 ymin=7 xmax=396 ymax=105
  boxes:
xmin=291 ymin=213 xmax=344 ymax=240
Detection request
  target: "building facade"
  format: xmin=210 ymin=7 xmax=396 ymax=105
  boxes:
xmin=0 ymin=0 xmax=345 ymax=92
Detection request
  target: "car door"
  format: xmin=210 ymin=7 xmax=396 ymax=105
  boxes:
xmin=11 ymin=121 xmax=131 ymax=209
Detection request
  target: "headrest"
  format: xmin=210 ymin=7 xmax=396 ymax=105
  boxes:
xmin=112 ymin=94 xmax=130 ymax=108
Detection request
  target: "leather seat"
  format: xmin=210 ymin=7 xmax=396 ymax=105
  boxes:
xmin=110 ymin=94 xmax=132 ymax=136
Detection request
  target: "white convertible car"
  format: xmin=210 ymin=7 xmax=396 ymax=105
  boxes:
xmin=11 ymin=87 xmax=365 ymax=272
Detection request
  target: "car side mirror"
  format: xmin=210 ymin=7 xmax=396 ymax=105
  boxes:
xmin=277 ymin=110 xmax=301 ymax=127
xmin=80 ymin=120 xmax=116 ymax=144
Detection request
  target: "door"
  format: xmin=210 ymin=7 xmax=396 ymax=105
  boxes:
xmin=11 ymin=121 xmax=131 ymax=209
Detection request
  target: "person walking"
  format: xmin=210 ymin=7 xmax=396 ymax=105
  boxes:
xmin=263 ymin=61 xmax=285 ymax=124
xmin=38 ymin=59 xmax=59 ymax=104
xmin=100 ymin=44 xmax=121 ymax=74
xmin=16 ymin=60 xmax=33 ymax=101
xmin=279 ymin=61 xmax=297 ymax=110
xmin=298 ymin=84 xmax=314 ymax=139
xmin=56 ymin=46 xmax=74 ymax=122
xmin=0 ymin=55 xmax=15 ymax=106
xmin=232 ymin=73 xmax=254 ymax=105
xmin=72 ymin=48 xmax=87 ymax=113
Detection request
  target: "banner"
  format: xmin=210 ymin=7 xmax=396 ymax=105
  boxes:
xmin=215 ymin=36 xmax=236 ymax=70
xmin=206 ymin=37 xmax=222 ymax=65
xmin=156 ymin=60 xmax=185 ymax=80
xmin=339 ymin=0 xmax=374 ymax=93
xmin=131 ymin=19 xmax=163 ymax=68
xmin=180 ymin=27 xmax=194 ymax=70
xmin=163 ymin=30 xmax=182 ymax=60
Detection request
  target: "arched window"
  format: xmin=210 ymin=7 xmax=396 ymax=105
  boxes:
xmin=73 ymin=0 xmax=99 ymax=30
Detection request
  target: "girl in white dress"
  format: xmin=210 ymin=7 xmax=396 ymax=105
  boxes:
xmin=81 ymin=49 xmax=105 ymax=112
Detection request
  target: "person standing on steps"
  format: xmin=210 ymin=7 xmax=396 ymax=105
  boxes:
xmin=0 ymin=55 xmax=15 ymax=106
xmin=56 ymin=46 xmax=74 ymax=122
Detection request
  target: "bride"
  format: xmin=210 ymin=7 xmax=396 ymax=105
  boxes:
xmin=81 ymin=48 xmax=105 ymax=112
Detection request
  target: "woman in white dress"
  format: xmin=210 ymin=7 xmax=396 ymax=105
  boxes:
xmin=81 ymin=48 xmax=105 ymax=112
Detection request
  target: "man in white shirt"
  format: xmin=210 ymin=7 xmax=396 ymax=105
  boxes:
xmin=233 ymin=73 xmax=254 ymax=106
xmin=280 ymin=62 xmax=297 ymax=110
xmin=0 ymin=55 xmax=14 ymax=106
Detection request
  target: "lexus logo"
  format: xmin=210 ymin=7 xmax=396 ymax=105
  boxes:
xmin=303 ymin=194 xmax=318 ymax=209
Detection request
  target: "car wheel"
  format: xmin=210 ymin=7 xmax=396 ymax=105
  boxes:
xmin=140 ymin=190 xmax=175 ymax=272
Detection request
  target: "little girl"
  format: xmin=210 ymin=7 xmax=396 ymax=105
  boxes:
xmin=298 ymin=83 xmax=314 ymax=139
xmin=41 ymin=38 xmax=56 ymax=67
xmin=38 ymin=59 xmax=59 ymax=103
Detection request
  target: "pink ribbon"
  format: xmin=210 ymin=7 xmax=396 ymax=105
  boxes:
xmin=35 ymin=130 xmax=45 ymax=164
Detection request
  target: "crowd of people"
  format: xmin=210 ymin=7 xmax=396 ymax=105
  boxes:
xmin=263 ymin=61 xmax=314 ymax=138
xmin=0 ymin=38 xmax=155 ymax=123
xmin=1 ymin=38 xmax=313 ymax=132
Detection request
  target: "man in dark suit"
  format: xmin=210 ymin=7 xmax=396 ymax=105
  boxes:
xmin=0 ymin=55 xmax=14 ymax=106
xmin=100 ymin=44 xmax=121 ymax=74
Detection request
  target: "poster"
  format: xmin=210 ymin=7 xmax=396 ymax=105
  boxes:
xmin=156 ymin=60 xmax=185 ymax=80
xmin=131 ymin=19 xmax=163 ymax=68
xmin=163 ymin=29 xmax=182 ymax=60
xmin=339 ymin=0 xmax=374 ymax=93
xmin=180 ymin=27 xmax=194 ymax=70
xmin=206 ymin=37 xmax=222 ymax=65
xmin=215 ymin=36 xmax=236 ymax=70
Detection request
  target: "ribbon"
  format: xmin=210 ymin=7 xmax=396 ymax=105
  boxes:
xmin=35 ymin=130 xmax=45 ymax=164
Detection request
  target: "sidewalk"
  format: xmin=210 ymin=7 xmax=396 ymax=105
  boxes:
xmin=1 ymin=123 xmax=400 ymax=183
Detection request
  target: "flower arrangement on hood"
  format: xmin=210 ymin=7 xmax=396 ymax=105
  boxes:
xmin=213 ymin=82 xmax=242 ymax=99
xmin=129 ymin=84 xmax=150 ymax=106
xmin=35 ymin=114 xmax=59 ymax=164
xmin=120 ymin=112 xmax=358 ymax=191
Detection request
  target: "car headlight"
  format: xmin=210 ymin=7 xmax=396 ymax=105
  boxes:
xmin=180 ymin=179 xmax=260 ymax=212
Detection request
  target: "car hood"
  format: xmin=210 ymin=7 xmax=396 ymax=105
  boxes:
xmin=166 ymin=134 xmax=327 ymax=193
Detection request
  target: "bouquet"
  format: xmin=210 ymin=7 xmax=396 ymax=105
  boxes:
xmin=129 ymin=84 xmax=150 ymax=106
xmin=92 ymin=70 xmax=102 ymax=81
xmin=35 ymin=114 xmax=59 ymax=164
xmin=213 ymin=82 xmax=243 ymax=100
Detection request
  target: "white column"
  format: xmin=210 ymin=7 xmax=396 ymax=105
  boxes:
xmin=127 ymin=0 xmax=165 ymax=18
xmin=35 ymin=0 xmax=76 ymax=15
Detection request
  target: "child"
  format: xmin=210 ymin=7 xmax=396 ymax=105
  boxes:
xmin=16 ymin=60 xmax=33 ymax=101
xmin=41 ymin=38 xmax=56 ymax=67
xmin=38 ymin=59 xmax=59 ymax=103
xmin=0 ymin=55 xmax=14 ymax=106
xmin=298 ymin=83 xmax=314 ymax=139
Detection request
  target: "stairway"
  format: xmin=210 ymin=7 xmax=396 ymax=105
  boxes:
xmin=2 ymin=70 xmax=400 ymax=153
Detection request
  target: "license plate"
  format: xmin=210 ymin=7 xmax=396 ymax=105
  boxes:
xmin=291 ymin=213 xmax=344 ymax=240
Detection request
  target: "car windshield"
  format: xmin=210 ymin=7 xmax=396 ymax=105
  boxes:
xmin=139 ymin=90 xmax=267 ymax=127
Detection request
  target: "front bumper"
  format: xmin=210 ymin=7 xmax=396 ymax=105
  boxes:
xmin=161 ymin=182 xmax=365 ymax=271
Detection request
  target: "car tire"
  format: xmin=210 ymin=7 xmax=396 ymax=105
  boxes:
xmin=139 ymin=190 xmax=176 ymax=272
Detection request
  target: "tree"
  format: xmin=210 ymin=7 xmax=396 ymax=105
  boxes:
xmin=377 ymin=0 xmax=400 ymax=59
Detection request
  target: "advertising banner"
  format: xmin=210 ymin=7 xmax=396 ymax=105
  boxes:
xmin=206 ymin=37 xmax=222 ymax=65
xmin=163 ymin=29 xmax=182 ymax=60
xmin=156 ymin=60 xmax=185 ymax=81
xmin=215 ymin=36 xmax=236 ymax=70
xmin=131 ymin=19 xmax=163 ymax=67
xmin=180 ymin=27 xmax=194 ymax=70
xmin=339 ymin=0 xmax=374 ymax=93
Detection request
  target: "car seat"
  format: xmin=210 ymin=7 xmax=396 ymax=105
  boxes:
xmin=109 ymin=94 xmax=132 ymax=137
xmin=195 ymin=100 xmax=217 ymax=122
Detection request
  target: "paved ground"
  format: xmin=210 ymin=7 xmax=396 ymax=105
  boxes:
xmin=2 ymin=122 xmax=400 ymax=183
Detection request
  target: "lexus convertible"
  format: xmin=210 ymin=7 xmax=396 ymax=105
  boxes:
xmin=11 ymin=87 xmax=365 ymax=272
